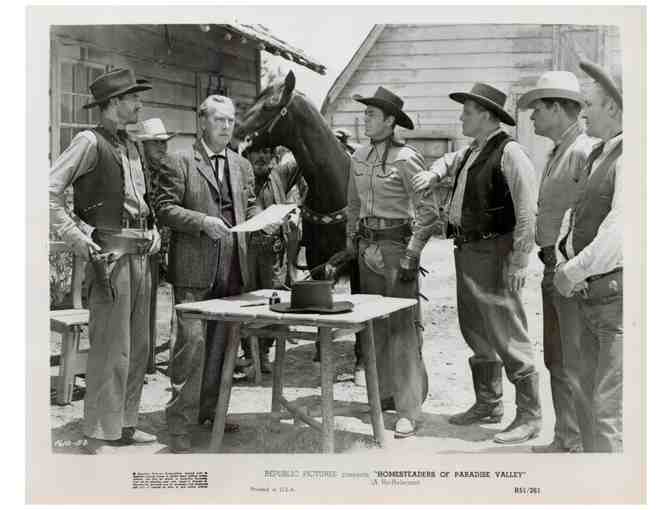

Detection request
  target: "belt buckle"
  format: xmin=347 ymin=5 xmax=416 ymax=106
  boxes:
xmin=481 ymin=232 xmax=496 ymax=240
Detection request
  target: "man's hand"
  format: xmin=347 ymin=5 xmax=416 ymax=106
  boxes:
xmin=553 ymin=262 xmax=585 ymax=298
xmin=324 ymin=243 xmax=356 ymax=279
xmin=72 ymin=233 xmax=101 ymax=261
xmin=148 ymin=226 xmax=162 ymax=255
xmin=410 ymin=170 xmax=439 ymax=193
xmin=202 ymin=216 xmax=230 ymax=240
xmin=503 ymin=254 xmax=526 ymax=293
xmin=399 ymin=250 xmax=420 ymax=282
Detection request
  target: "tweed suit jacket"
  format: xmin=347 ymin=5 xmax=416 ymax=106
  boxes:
xmin=155 ymin=139 xmax=259 ymax=289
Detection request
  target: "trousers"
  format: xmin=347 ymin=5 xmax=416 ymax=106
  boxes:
xmin=357 ymin=238 xmax=428 ymax=421
xmin=540 ymin=252 xmax=590 ymax=449
xmin=453 ymin=235 xmax=538 ymax=391
xmin=578 ymin=289 xmax=623 ymax=452
xmin=166 ymin=241 xmax=242 ymax=436
xmin=83 ymin=252 xmax=151 ymax=440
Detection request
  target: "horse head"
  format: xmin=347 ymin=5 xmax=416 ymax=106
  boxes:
xmin=235 ymin=71 xmax=296 ymax=151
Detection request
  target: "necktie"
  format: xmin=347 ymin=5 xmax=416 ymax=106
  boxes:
xmin=211 ymin=154 xmax=226 ymax=182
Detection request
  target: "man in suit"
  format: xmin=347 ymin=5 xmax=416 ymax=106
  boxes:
xmin=156 ymin=95 xmax=259 ymax=453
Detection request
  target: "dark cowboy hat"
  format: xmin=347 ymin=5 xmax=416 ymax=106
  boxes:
xmin=83 ymin=68 xmax=152 ymax=109
xmin=353 ymin=87 xmax=414 ymax=130
xmin=449 ymin=82 xmax=516 ymax=126
xmin=579 ymin=59 xmax=623 ymax=110
xmin=269 ymin=281 xmax=353 ymax=314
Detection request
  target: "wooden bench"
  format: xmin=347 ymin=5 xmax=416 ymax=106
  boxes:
xmin=50 ymin=241 xmax=89 ymax=405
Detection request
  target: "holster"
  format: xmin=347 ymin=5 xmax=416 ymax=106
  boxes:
xmin=89 ymin=250 xmax=116 ymax=301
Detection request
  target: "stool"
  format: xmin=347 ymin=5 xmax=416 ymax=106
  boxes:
xmin=50 ymin=242 xmax=89 ymax=405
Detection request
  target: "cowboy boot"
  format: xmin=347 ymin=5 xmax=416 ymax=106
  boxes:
xmin=449 ymin=358 xmax=504 ymax=425
xmin=494 ymin=372 xmax=543 ymax=444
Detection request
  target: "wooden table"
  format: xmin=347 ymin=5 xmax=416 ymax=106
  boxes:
xmin=174 ymin=290 xmax=417 ymax=453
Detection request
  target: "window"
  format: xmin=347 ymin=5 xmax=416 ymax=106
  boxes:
xmin=57 ymin=47 xmax=107 ymax=153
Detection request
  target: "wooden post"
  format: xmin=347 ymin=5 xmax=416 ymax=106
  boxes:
xmin=270 ymin=336 xmax=286 ymax=431
xmin=249 ymin=336 xmax=262 ymax=385
xmin=318 ymin=327 xmax=335 ymax=453
xmin=363 ymin=320 xmax=386 ymax=447
xmin=56 ymin=329 xmax=77 ymax=405
xmin=209 ymin=322 xmax=242 ymax=452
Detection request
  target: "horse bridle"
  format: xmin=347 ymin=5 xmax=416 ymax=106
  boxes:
xmin=250 ymin=92 xmax=295 ymax=143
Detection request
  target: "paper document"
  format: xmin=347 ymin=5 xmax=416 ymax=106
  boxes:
xmin=229 ymin=203 xmax=299 ymax=232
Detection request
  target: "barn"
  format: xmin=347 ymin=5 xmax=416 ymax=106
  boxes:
xmin=321 ymin=23 xmax=622 ymax=173
xmin=49 ymin=22 xmax=325 ymax=162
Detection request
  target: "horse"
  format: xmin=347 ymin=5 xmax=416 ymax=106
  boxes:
xmin=234 ymin=71 xmax=352 ymax=279
xmin=235 ymin=71 xmax=364 ymax=366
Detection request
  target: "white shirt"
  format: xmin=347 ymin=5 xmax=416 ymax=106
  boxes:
xmin=555 ymin=133 xmax=623 ymax=285
xmin=201 ymin=140 xmax=227 ymax=182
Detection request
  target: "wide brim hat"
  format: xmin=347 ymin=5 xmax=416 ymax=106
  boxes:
xmin=518 ymin=71 xmax=585 ymax=110
xmin=269 ymin=280 xmax=354 ymax=314
xmin=449 ymin=82 xmax=516 ymax=126
xmin=269 ymin=301 xmax=354 ymax=314
xmin=134 ymin=117 xmax=177 ymax=141
xmin=83 ymin=69 xmax=152 ymax=109
xmin=579 ymin=59 xmax=622 ymax=110
xmin=353 ymin=86 xmax=414 ymax=130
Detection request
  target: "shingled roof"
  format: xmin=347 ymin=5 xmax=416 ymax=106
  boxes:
xmin=217 ymin=21 xmax=326 ymax=75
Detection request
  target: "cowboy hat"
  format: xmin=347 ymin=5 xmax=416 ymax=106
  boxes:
xmin=353 ymin=87 xmax=414 ymax=130
xmin=579 ymin=59 xmax=622 ymax=110
xmin=518 ymin=71 xmax=585 ymax=111
xmin=450 ymin=82 xmax=516 ymax=126
xmin=83 ymin=68 xmax=152 ymax=109
xmin=269 ymin=281 xmax=353 ymax=314
xmin=134 ymin=118 xmax=176 ymax=141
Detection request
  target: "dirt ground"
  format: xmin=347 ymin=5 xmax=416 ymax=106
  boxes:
xmin=50 ymin=237 xmax=554 ymax=454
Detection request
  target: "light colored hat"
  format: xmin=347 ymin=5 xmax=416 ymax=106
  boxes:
xmin=134 ymin=118 xmax=176 ymax=141
xmin=518 ymin=71 xmax=584 ymax=111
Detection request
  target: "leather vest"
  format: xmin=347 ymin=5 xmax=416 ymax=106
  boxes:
xmin=455 ymin=131 xmax=516 ymax=234
xmin=571 ymin=140 xmax=622 ymax=255
xmin=73 ymin=127 xmax=151 ymax=230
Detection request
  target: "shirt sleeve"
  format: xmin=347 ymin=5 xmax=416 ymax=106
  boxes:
xmin=555 ymin=208 xmax=573 ymax=263
xmin=346 ymin=157 xmax=361 ymax=240
xmin=49 ymin=131 xmax=98 ymax=247
xmin=562 ymin=156 xmax=623 ymax=285
xmin=399 ymin=150 xmax=439 ymax=254
xmin=431 ymin=148 xmax=469 ymax=183
xmin=501 ymin=142 xmax=538 ymax=270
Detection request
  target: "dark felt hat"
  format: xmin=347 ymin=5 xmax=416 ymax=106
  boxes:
xmin=269 ymin=281 xmax=353 ymax=314
xmin=579 ymin=59 xmax=623 ymax=110
xmin=83 ymin=68 xmax=152 ymax=109
xmin=449 ymin=82 xmax=516 ymax=126
xmin=353 ymin=86 xmax=414 ymax=130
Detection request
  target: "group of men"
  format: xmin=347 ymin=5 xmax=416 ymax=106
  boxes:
xmin=49 ymin=56 xmax=623 ymax=454
xmin=328 ymin=59 xmax=623 ymax=450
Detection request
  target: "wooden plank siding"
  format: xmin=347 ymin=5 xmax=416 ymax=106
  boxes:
xmin=50 ymin=24 xmax=260 ymax=159
xmin=324 ymin=23 xmax=621 ymax=171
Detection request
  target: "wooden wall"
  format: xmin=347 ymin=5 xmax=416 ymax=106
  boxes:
xmin=50 ymin=24 xmax=260 ymax=157
xmin=324 ymin=24 xmax=622 ymax=171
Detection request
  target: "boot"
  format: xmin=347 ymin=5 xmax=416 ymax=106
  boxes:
xmin=494 ymin=372 xmax=543 ymax=444
xmin=449 ymin=358 xmax=504 ymax=425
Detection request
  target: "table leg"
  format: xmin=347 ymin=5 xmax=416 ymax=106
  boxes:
xmin=209 ymin=322 xmax=241 ymax=452
xmin=270 ymin=336 xmax=286 ymax=431
xmin=363 ymin=319 xmax=386 ymax=448
xmin=319 ymin=327 xmax=335 ymax=453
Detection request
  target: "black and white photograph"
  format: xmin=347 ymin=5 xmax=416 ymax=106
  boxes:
xmin=25 ymin=3 xmax=646 ymax=504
